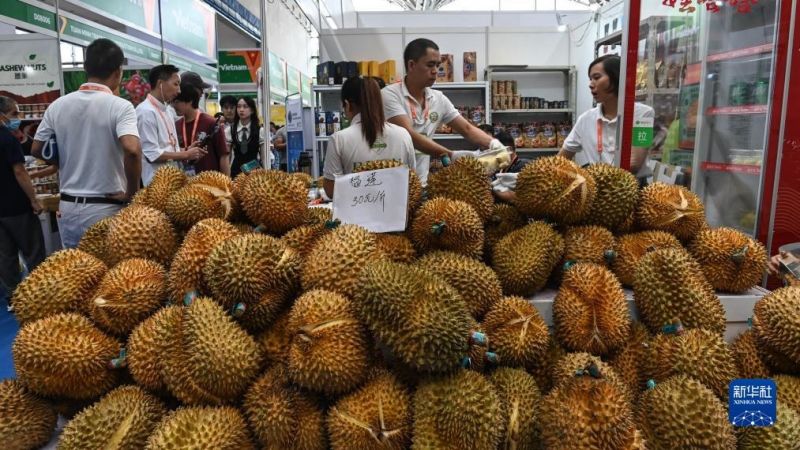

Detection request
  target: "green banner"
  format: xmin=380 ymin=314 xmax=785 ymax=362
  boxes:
xmin=161 ymin=0 xmax=216 ymax=60
xmin=68 ymin=0 xmax=159 ymax=34
xmin=59 ymin=16 xmax=161 ymax=64
xmin=269 ymin=51 xmax=286 ymax=93
xmin=218 ymin=49 xmax=260 ymax=84
xmin=64 ymin=69 xmax=152 ymax=106
xmin=167 ymin=52 xmax=218 ymax=82
xmin=301 ymin=74 xmax=312 ymax=105
xmin=0 ymin=0 xmax=56 ymax=32
xmin=287 ymin=65 xmax=300 ymax=96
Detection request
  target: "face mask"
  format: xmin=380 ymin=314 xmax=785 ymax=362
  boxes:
xmin=2 ymin=114 xmax=20 ymax=131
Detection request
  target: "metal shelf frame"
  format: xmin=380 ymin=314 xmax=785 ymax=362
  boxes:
xmin=484 ymin=65 xmax=577 ymax=124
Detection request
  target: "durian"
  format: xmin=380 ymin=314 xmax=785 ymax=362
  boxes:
xmin=77 ymin=217 xmax=114 ymax=265
xmin=410 ymin=198 xmax=484 ymax=259
xmin=301 ymin=224 xmax=382 ymax=296
xmin=553 ymin=263 xmax=630 ymax=356
xmin=145 ymin=406 xmax=256 ymax=450
xmin=611 ymin=230 xmax=682 ymax=286
xmin=126 ymin=305 xmax=182 ymax=392
xmin=411 ymin=370 xmax=503 ymax=450
xmin=736 ymin=403 xmax=800 ymax=450
xmin=514 ymin=155 xmax=597 ymax=224
xmin=689 ymin=227 xmax=768 ymax=293
xmin=105 ymin=205 xmax=177 ymax=267
xmin=57 ymin=385 xmax=166 ymax=450
xmin=489 ymin=367 xmax=541 ymax=450
xmin=138 ymin=166 xmax=188 ymax=212
xmin=306 ymin=206 xmax=334 ymax=226
xmin=428 ymin=157 xmax=494 ymax=222
xmin=375 ymin=233 xmax=417 ymax=264
xmin=584 ymin=163 xmax=639 ymax=230
xmin=482 ymin=296 xmax=549 ymax=369
xmin=551 ymin=352 xmax=630 ymax=402
xmin=255 ymin=309 xmax=291 ymax=366
xmin=282 ymin=224 xmax=329 ymax=259
xmin=751 ymin=286 xmax=800 ymax=366
xmin=240 ymin=170 xmax=308 ymax=235
xmin=636 ymin=182 xmax=706 ymax=241
xmin=416 ymin=251 xmax=502 ymax=319
xmin=608 ymin=323 xmax=651 ymax=397
xmin=560 ymin=225 xmax=616 ymax=268
xmin=633 ymin=248 xmax=726 ymax=335
xmin=730 ymin=330 xmax=771 ymax=379
xmin=483 ymin=203 xmax=526 ymax=263
xmin=775 ymin=375 xmax=800 ymax=415
xmin=165 ymin=178 xmax=235 ymax=229
xmin=287 ymin=290 xmax=370 ymax=396
xmin=492 ymin=221 xmax=564 ymax=296
xmin=13 ymin=313 xmax=121 ymax=399
xmin=0 ymin=379 xmax=57 ymax=450
xmin=12 ymin=249 xmax=106 ymax=324
xmin=89 ymin=258 xmax=166 ymax=336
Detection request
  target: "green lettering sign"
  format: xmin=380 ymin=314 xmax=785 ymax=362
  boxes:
xmin=0 ymin=0 xmax=56 ymax=32
xmin=67 ymin=0 xmax=159 ymax=34
xmin=59 ymin=16 xmax=161 ymax=65
xmin=161 ymin=0 xmax=216 ymax=60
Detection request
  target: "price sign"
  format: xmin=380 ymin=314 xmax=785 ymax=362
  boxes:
xmin=333 ymin=167 xmax=409 ymax=233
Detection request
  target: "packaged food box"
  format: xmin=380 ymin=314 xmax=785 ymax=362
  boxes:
xmin=317 ymin=61 xmax=335 ymax=86
xmin=463 ymin=52 xmax=477 ymax=82
xmin=437 ymin=54 xmax=454 ymax=83
xmin=380 ymin=60 xmax=396 ymax=85
xmin=316 ymin=111 xmax=326 ymax=137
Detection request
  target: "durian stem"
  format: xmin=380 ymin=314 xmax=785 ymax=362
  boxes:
xmin=731 ymin=246 xmax=749 ymax=265
xmin=505 ymin=399 xmax=520 ymax=450
xmin=298 ymin=318 xmax=359 ymax=341
xmin=331 ymin=407 xmax=379 ymax=443
xmin=431 ymin=221 xmax=447 ymax=236
xmin=94 ymin=297 xmax=110 ymax=307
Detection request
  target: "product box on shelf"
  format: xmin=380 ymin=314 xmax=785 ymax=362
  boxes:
xmin=358 ymin=61 xmax=372 ymax=77
xmin=368 ymin=61 xmax=381 ymax=78
xmin=334 ymin=62 xmax=358 ymax=85
xmin=325 ymin=111 xmax=341 ymax=136
xmin=437 ymin=54 xmax=454 ymax=83
xmin=463 ymin=52 xmax=477 ymax=82
xmin=380 ymin=60 xmax=396 ymax=85
xmin=317 ymin=62 xmax=335 ymax=86
xmin=316 ymin=111 xmax=326 ymax=137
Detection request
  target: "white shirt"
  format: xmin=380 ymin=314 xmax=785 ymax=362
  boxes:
xmin=323 ymin=114 xmax=416 ymax=180
xmin=34 ymin=83 xmax=139 ymax=196
xmin=563 ymin=102 xmax=654 ymax=177
xmin=225 ymin=121 xmax=273 ymax=168
xmin=136 ymin=94 xmax=180 ymax=186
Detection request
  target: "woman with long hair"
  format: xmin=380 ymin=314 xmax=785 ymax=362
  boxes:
xmin=322 ymin=76 xmax=415 ymax=198
xmin=228 ymin=96 xmax=272 ymax=177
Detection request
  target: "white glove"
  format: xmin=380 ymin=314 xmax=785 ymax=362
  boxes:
xmin=452 ymin=150 xmax=479 ymax=161
xmin=489 ymin=138 xmax=506 ymax=152
xmin=492 ymin=172 xmax=518 ymax=193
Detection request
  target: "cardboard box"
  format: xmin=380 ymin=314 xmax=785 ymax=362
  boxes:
xmin=334 ymin=62 xmax=357 ymax=84
xmin=316 ymin=111 xmax=326 ymax=137
xmin=358 ymin=61 xmax=372 ymax=77
xmin=368 ymin=61 xmax=381 ymax=78
xmin=380 ymin=60 xmax=396 ymax=85
xmin=437 ymin=54 xmax=454 ymax=83
xmin=463 ymin=52 xmax=477 ymax=82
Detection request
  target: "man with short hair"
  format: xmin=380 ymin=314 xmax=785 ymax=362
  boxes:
xmin=136 ymin=65 xmax=205 ymax=185
xmin=173 ymin=80 xmax=230 ymax=176
xmin=382 ymin=38 xmax=502 ymax=184
xmin=32 ymin=38 xmax=142 ymax=248
xmin=0 ymin=96 xmax=45 ymax=297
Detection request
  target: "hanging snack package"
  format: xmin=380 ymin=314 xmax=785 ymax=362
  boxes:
xmin=543 ymin=122 xmax=558 ymax=148
xmin=557 ymin=122 xmax=571 ymax=148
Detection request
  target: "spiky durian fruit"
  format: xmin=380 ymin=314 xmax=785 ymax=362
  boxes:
xmin=356 ymin=261 xmax=471 ymax=374
xmin=77 ymin=216 xmax=114 ymax=265
xmin=633 ymin=248 xmax=726 ymax=335
xmin=126 ymin=306 xmax=182 ymax=392
xmin=292 ymin=171 xmax=314 ymax=188
xmin=165 ymin=179 xmax=235 ymax=229
xmin=527 ymin=336 xmax=566 ymax=394
xmin=256 ymin=310 xmax=291 ymax=366
xmin=412 ymin=370 xmax=503 ymax=450
xmin=375 ymin=233 xmax=417 ymax=264
xmin=12 ymin=249 xmax=106 ymax=324
xmin=306 ymin=206 xmax=333 ymax=226
xmin=282 ymin=224 xmax=329 ymax=260
xmin=240 ymin=170 xmax=308 ymax=235
xmin=57 ymin=385 xmax=166 ymax=449
xmin=410 ymin=198 xmax=484 ymax=259
xmin=643 ymin=328 xmax=738 ymax=400
xmin=0 ymin=379 xmax=57 ymax=450
xmin=553 ymin=263 xmax=630 ymax=356
xmin=244 ymin=365 xmax=327 ymax=450
xmin=636 ymin=182 xmax=706 ymax=241
xmin=105 ymin=205 xmax=177 ymax=267
xmin=608 ymin=323 xmax=651 ymax=397
xmin=514 ymin=155 xmax=597 ymax=224
xmin=162 ymin=298 xmax=263 ymax=405
xmin=327 ymin=370 xmax=412 ymax=450
xmin=88 ymin=258 xmax=165 ymax=336
xmin=538 ymin=374 xmax=637 ymax=450
xmin=689 ymin=227 xmax=768 ymax=293
xmin=354 ymin=159 xmax=423 ymax=213
xmin=13 ymin=313 xmax=121 ymax=399
xmin=551 ymin=352 xmax=630 ymax=403
xmin=167 ymin=218 xmax=239 ymax=303
xmin=751 ymin=286 xmax=800 ymax=367
xmin=736 ymin=403 xmax=800 ymax=450
xmin=729 ymin=330 xmax=771 ymax=379
xmin=584 ymin=163 xmax=640 ymax=230
xmin=492 ymin=221 xmax=564 ymax=296
xmin=416 ymin=251 xmax=502 ymax=319
xmin=428 ymin=157 xmax=493 ymax=223
xmin=611 ymin=230 xmax=682 ymax=287
xmin=489 ymin=368 xmax=541 ymax=450
xmin=204 ymin=233 xmax=300 ymax=330
xmin=287 ymin=290 xmax=370 ymax=396
xmin=560 ymin=225 xmax=616 ymax=268
xmin=145 ymin=406 xmax=255 ymax=449
xmin=482 ymin=296 xmax=549 ymax=369
xmin=775 ymin=375 xmax=800 ymax=414
xmin=484 ymin=203 xmax=527 ymax=263
xmin=637 ymin=375 xmax=736 ymax=450
xmin=138 ymin=166 xmax=188 ymax=212
xmin=302 ymin=224 xmax=382 ymax=296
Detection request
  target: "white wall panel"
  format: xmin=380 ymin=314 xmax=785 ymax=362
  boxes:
xmin=320 ymin=28 xmax=404 ymax=69
xmin=405 ymin=29 xmax=488 ymax=82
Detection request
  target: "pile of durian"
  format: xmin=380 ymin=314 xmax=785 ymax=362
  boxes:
xmin=3 ymin=156 xmax=800 ymax=450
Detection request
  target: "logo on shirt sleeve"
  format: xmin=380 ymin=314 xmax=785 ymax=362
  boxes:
xmin=429 ymin=112 xmax=439 ymax=123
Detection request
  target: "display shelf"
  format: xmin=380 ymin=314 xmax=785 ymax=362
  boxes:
xmin=432 ymin=81 xmax=488 ymax=90
xmin=706 ymin=105 xmax=769 ymax=115
xmin=595 ymin=30 xmax=623 ymax=54
xmin=635 ymin=88 xmax=680 ymax=97
xmin=312 ymin=84 xmax=342 ymax=93
xmin=486 ymin=65 xmax=573 ymax=74
xmin=517 ymin=148 xmax=560 ymax=153
xmin=527 ymin=286 xmax=768 ymax=343
xmin=707 ymin=43 xmax=774 ymax=63
xmin=700 ymin=162 xmax=762 ymax=175
xmin=315 ymin=135 xmax=332 ymax=142
xmin=492 ymin=109 xmax=572 ymax=114
xmin=433 ymin=134 xmax=464 ymax=140
xmin=485 ymin=65 xmax=577 ymax=124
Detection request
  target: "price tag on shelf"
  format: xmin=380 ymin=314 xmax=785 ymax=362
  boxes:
xmin=332 ymin=166 xmax=409 ymax=233
xmin=632 ymin=115 xmax=654 ymax=147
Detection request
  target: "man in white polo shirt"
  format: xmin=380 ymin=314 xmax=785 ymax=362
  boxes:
xmin=32 ymin=38 xmax=142 ymax=249
xmin=382 ymin=38 xmax=503 ymax=185
xmin=136 ymin=65 xmax=206 ymax=186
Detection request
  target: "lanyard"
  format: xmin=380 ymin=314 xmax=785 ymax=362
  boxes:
xmin=596 ymin=119 xmax=604 ymax=155
xmin=147 ymin=94 xmax=177 ymax=151
xmin=407 ymin=97 xmax=430 ymax=124
xmin=78 ymin=83 xmax=113 ymax=94
xmin=182 ymin=113 xmax=201 ymax=151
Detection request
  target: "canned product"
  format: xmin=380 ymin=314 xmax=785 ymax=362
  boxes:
xmin=730 ymin=81 xmax=750 ymax=106
xmin=753 ymin=79 xmax=770 ymax=105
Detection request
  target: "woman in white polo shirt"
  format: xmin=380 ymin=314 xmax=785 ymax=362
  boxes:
xmin=558 ymin=55 xmax=654 ymax=182
xmin=323 ymin=76 xmax=416 ymax=199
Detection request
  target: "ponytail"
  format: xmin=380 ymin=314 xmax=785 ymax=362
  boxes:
xmin=341 ymin=76 xmax=385 ymax=147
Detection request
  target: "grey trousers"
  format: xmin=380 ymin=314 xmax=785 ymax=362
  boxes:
xmin=0 ymin=211 xmax=45 ymax=293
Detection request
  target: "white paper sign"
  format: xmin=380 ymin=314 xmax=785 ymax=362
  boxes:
xmin=332 ymin=166 xmax=409 ymax=233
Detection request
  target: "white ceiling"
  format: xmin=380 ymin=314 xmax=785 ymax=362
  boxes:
xmin=352 ymin=0 xmax=595 ymax=11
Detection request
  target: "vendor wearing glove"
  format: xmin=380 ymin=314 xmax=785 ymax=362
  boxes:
xmin=382 ymin=38 xmax=499 ymax=185
xmin=490 ymin=131 xmax=529 ymax=204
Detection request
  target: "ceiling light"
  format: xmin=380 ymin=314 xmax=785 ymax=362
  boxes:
xmin=325 ymin=15 xmax=338 ymax=30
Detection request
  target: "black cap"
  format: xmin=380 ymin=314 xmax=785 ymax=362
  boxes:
xmin=180 ymin=71 xmax=211 ymax=91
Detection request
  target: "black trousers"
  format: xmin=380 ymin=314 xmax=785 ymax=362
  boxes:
xmin=0 ymin=211 xmax=45 ymax=294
